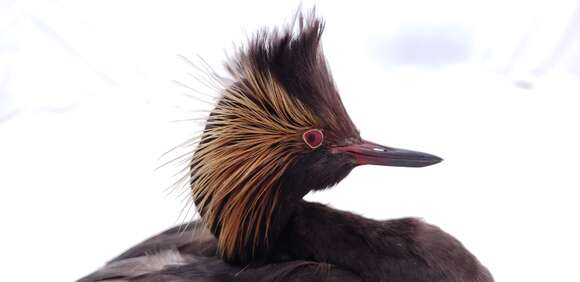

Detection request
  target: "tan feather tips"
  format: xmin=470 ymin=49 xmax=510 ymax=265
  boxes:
xmin=189 ymin=57 xmax=320 ymax=261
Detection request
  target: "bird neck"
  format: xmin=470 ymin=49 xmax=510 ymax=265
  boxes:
xmin=204 ymin=182 xmax=307 ymax=264
xmin=272 ymin=200 xmax=492 ymax=282
xmin=272 ymin=200 xmax=387 ymax=278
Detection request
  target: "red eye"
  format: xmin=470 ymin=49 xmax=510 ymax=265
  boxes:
xmin=302 ymin=129 xmax=324 ymax=149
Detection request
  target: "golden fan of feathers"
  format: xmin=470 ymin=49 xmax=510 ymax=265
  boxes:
xmin=182 ymin=10 xmax=359 ymax=262
xmin=190 ymin=53 xmax=320 ymax=260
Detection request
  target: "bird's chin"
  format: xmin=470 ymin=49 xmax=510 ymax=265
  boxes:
xmin=310 ymin=163 xmax=356 ymax=192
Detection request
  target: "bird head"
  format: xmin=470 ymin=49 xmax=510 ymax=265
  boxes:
xmin=189 ymin=12 xmax=442 ymax=263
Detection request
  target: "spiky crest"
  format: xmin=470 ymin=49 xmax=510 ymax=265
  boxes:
xmin=189 ymin=11 xmax=358 ymax=262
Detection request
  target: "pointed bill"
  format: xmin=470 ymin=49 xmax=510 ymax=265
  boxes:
xmin=332 ymin=140 xmax=442 ymax=167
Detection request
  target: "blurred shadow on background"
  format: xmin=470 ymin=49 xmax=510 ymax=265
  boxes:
xmin=372 ymin=24 xmax=473 ymax=68
xmin=1 ymin=1 xmax=580 ymax=121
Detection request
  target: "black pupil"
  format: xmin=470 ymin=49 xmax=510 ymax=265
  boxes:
xmin=307 ymin=133 xmax=316 ymax=143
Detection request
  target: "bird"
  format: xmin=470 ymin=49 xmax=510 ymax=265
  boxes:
xmin=79 ymin=10 xmax=493 ymax=282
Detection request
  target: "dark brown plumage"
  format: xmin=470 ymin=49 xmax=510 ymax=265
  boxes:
xmin=79 ymin=10 xmax=493 ymax=282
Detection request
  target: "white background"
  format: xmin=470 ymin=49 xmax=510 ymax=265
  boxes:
xmin=1 ymin=1 xmax=579 ymax=281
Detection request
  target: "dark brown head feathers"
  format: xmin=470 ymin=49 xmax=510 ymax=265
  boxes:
xmin=190 ymin=11 xmax=359 ymax=263
xmin=228 ymin=12 xmax=358 ymax=144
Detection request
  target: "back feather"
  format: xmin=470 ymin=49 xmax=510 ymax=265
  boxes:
xmin=77 ymin=221 xmax=362 ymax=282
